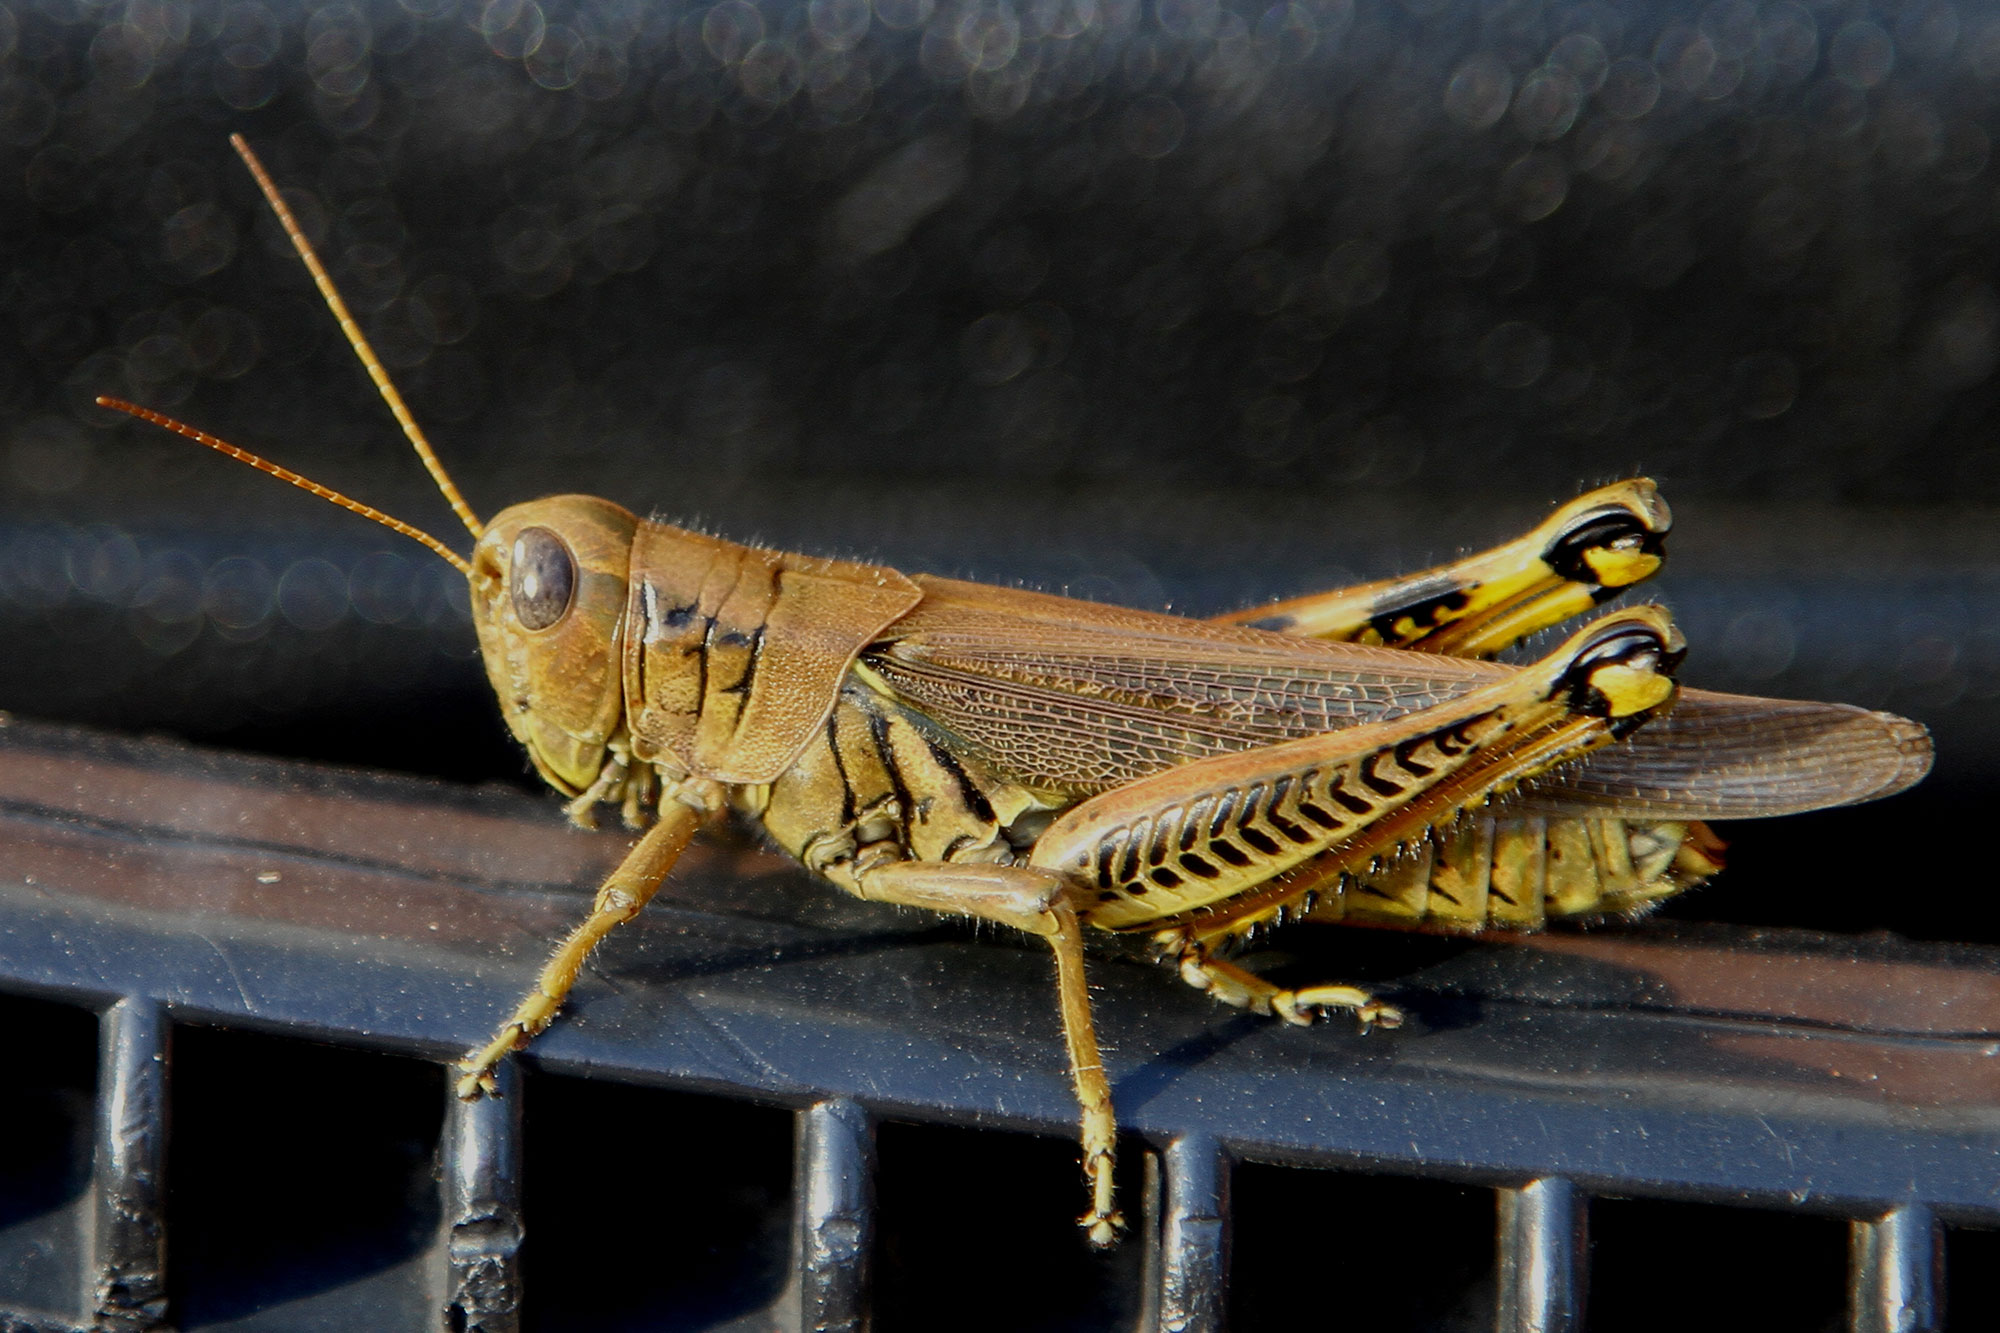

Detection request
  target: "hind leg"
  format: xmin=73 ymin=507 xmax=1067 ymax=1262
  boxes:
xmin=1213 ymin=479 xmax=1669 ymax=657
xmin=1160 ymin=929 xmax=1404 ymax=1029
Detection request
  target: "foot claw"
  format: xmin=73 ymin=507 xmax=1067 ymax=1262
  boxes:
xmin=454 ymin=1064 xmax=500 ymax=1102
xmin=1358 ymin=1000 xmax=1405 ymax=1032
xmin=1081 ymin=1209 xmax=1127 ymax=1249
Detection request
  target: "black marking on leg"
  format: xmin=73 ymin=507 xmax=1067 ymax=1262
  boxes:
xmin=1179 ymin=853 xmax=1219 ymax=879
xmin=1095 ymin=837 xmax=1120 ymax=888
xmin=1608 ymin=710 xmax=1651 ymax=740
xmin=1211 ymin=839 xmax=1251 ymax=868
xmin=1263 ymin=777 xmax=1307 ymax=841
xmin=1432 ymin=723 xmax=1475 ymax=757
xmin=1268 ymin=812 xmax=1312 ymax=844
xmin=1360 ymin=755 xmax=1403 ymax=798
xmin=1393 ymin=738 xmax=1435 ymax=776
xmin=1298 ymin=800 xmax=1340 ymax=830
xmin=1209 ymin=790 xmax=1240 ymax=838
xmin=1148 ymin=818 xmax=1176 ymax=866
xmin=1545 ymin=509 xmax=1661 ymax=586
xmin=1149 ymin=867 xmax=1183 ymax=889
xmin=1240 ymin=827 xmax=1281 ymax=856
xmin=1326 ymin=772 xmax=1374 ymax=816
xmin=1117 ymin=833 xmax=1143 ymax=883
xmin=1179 ymin=806 xmax=1203 ymax=852
xmin=1368 ymin=579 xmax=1471 ymax=643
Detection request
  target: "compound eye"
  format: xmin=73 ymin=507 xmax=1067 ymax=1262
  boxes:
xmin=510 ymin=527 xmax=575 ymax=631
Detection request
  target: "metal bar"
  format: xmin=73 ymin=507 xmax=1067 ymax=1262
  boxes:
xmin=0 ymin=1308 xmax=92 ymax=1333
xmin=1156 ymin=1134 xmax=1228 ymax=1333
xmin=1496 ymin=1177 xmax=1587 ymax=1333
xmin=792 ymin=1097 xmax=876 ymax=1333
xmin=89 ymin=996 xmax=169 ymax=1332
xmin=1850 ymin=1204 xmax=1943 ymax=1333
xmin=441 ymin=1060 xmax=524 ymax=1333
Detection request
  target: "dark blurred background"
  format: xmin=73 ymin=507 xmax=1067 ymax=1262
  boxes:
xmin=0 ymin=0 xmax=1994 ymax=944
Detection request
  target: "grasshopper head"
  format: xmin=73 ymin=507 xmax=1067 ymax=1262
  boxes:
xmin=470 ymin=495 xmax=639 ymax=796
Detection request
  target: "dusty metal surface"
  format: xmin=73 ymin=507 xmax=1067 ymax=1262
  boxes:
xmin=0 ymin=717 xmax=1995 ymax=1330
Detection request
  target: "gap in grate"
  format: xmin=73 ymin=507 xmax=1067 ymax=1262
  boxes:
xmin=1948 ymin=1226 xmax=2000 ymax=1327
xmin=1587 ymin=1197 xmax=1846 ymax=1333
xmin=0 ymin=994 xmax=96 ymax=1325
xmin=1229 ymin=1164 xmax=1495 ymax=1332
xmin=167 ymin=1026 xmax=444 ymax=1332
xmin=872 ymin=1122 xmax=1148 ymax=1333
xmin=520 ymin=1075 xmax=792 ymax=1332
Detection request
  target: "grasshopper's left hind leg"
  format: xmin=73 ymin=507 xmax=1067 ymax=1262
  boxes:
xmin=456 ymin=798 xmax=703 ymax=1100
xmin=1214 ymin=479 xmax=1669 ymax=657
xmin=852 ymin=860 xmax=1123 ymax=1247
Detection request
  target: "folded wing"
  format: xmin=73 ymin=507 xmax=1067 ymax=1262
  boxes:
xmin=869 ymin=577 xmax=1932 ymax=818
xmin=1520 ymin=688 xmax=1932 ymax=819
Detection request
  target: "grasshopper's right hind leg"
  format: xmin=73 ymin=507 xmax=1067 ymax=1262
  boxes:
xmin=1031 ymin=607 xmax=1685 ymax=1027
xmin=1213 ymin=479 xmax=1670 ymax=657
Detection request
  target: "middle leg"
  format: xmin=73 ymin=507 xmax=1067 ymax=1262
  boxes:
xmin=853 ymin=860 xmax=1124 ymax=1249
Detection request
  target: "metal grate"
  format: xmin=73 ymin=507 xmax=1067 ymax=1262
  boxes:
xmin=0 ymin=717 xmax=1994 ymax=1332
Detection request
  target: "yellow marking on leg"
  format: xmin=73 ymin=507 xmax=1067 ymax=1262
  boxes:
xmin=1434 ymin=583 xmax=1598 ymax=658
xmin=1583 ymin=545 xmax=1661 ymax=586
xmin=1588 ymin=663 xmax=1675 ymax=717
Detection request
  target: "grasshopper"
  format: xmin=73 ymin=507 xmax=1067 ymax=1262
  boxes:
xmin=99 ymin=138 xmax=1931 ymax=1247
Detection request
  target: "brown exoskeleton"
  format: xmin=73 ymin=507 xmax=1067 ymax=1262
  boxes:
xmin=100 ymin=138 xmax=1931 ymax=1246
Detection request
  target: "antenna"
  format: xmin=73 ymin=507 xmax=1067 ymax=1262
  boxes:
xmin=229 ymin=132 xmax=485 ymax=541
xmin=97 ymin=397 xmax=474 ymax=578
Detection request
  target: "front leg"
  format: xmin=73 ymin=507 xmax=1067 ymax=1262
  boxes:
xmin=1212 ymin=478 xmax=1669 ymax=657
xmin=853 ymin=860 xmax=1123 ymax=1249
xmin=456 ymin=794 xmax=705 ymax=1100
